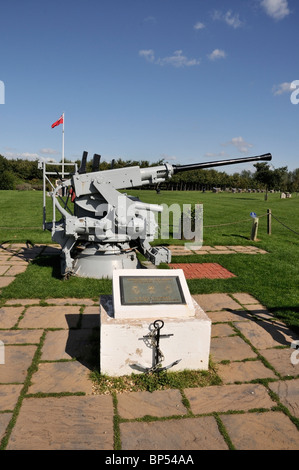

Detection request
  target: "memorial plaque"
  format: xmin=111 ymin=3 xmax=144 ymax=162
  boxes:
xmin=112 ymin=269 xmax=195 ymax=319
xmin=119 ymin=275 xmax=186 ymax=306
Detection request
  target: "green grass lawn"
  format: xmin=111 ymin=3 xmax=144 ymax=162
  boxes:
xmin=0 ymin=189 xmax=298 ymax=330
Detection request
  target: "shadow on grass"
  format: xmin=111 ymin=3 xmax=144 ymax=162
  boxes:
xmin=269 ymin=306 xmax=299 ymax=334
xmin=31 ymin=254 xmax=62 ymax=280
xmin=222 ymin=233 xmax=250 ymax=241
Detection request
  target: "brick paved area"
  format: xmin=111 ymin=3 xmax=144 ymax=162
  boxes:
xmin=169 ymin=263 xmax=236 ymax=279
xmin=1 ymin=243 xmax=299 ymax=451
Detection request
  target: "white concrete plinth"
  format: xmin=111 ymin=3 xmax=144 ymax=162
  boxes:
xmin=99 ymin=295 xmax=211 ymax=377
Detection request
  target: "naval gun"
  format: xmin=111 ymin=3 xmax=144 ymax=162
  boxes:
xmin=44 ymin=151 xmax=272 ymax=279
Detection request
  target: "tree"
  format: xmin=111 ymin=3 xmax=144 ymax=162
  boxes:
xmin=253 ymin=162 xmax=273 ymax=190
xmin=0 ymin=170 xmax=15 ymax=189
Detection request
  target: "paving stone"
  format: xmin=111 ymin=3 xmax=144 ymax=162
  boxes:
xmin=0 ymin=329 xmax=42 ymax=344
xmin=0 ymin=307 xmax=24 ymax=328
xmin=83 ymin=305 xmax=99 ymax=313
xmin=4 ymin=265 xmax=27 ymax=276
xmin=117 ymin=389 xmax=188 ymax=419
xmin=41 ymin=329 xmax=94 ymax=362
xmin=0 ymin=345 xmax=37 ymax=383
xmin=2 ymin=258 xmax=28 ymax=265
xmin=232 ymin=245 xmax=260 ymax=253
xmin=243 ymin=303 xmax=269 ymax=312
xmin=81 ymin=307 xmax=100 ymax=328
xmin=221 ymin=411 xmax=299 ymax=450
xmin=4 ymin=299 xmax=41 ymax=305
xmin=0 ymin=266 xmax=9 ymax=275
xmin=208 ymin=309 xmax=249 ymax=322
xmin=0 ymin=277 xmax=15 ymax=288
xmin=7 ymin=395 xmax=114 ymax=450
xmin=211 ymin=323 xmax=235 ymax=337
xmin=262 ymin=348 xmax=299 ymax=377
xmin=28 ymin=361 xmax=93 ymax=394
xmin=0 ymin=413 xmax=12 ymax=443
xmin=45 ymin=298 xmax=96 ymax=305
xmin=120 ymin=416 xmax=228 ymax=450
xmin=234 ymin=320 xmax=296 ymax=349
xmin=216 ymin=360 xmax=277 ymax=384
xmin=269 ymin=379 xmax=299 ymax=418
xmin=168 ymin=245 xmax=193 ymax=254
xmin=210 ymin=335 xmax=257 ymax=362
xmin=232 ymin=293 xmax=260 ymax=304
xmin=19 ymin=305 xmax=81 ymax=329
xmin=0 ymin=384 xmax=23 ymax=410
xmin=211 ymin=246 xmax=234 ymax=253
xmin=243 ymin=305 xmax=275 ymax=321
xmin=193 ymin=293 xmax=241 ymax=312
xmin=185 ymin=383 xmax=275 ymax=414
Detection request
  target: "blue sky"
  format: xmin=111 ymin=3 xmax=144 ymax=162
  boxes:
xmin=1 ymin=0 xmax=298 ymax=174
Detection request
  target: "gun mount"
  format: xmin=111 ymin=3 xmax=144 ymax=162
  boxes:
xmin=41 ymin=151 xmax=272 ymax=279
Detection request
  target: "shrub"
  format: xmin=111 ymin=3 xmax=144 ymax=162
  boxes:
xmin=0 ymin=170 xmax=15 ymax=190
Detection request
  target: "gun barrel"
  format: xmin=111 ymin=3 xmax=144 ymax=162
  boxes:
xmin=172 ymin=153 xmax=272 ymax=174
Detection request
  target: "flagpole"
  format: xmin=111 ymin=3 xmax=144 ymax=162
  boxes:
xmin=62 ymin=112 xmax=65 ymax=178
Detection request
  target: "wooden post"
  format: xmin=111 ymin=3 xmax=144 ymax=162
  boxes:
xmin=267 ymin=209 xmax=272 ymax=235
xmin=250 ymin=217 xmax=259 ymax=241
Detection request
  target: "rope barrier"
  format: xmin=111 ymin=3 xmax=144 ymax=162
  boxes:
xmin=271 ymin=214 xmax=299 ymax=236
xmin=1 ymin=212 xmax=298 ymax=236
xmin=203 ymin=213 xmax=267 ymax=228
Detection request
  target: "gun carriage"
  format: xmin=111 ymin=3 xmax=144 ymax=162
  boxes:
xmin=41 ymin=151 xmax=272 ymax=278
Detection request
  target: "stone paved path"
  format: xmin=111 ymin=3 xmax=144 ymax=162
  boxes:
xmin=1 ymin=243 xmax=299 ymax=451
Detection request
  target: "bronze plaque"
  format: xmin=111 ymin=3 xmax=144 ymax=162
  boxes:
xmin=120 ymin=275 xmax=186 ymax=305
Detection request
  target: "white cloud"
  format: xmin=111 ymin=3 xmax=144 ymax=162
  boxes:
xmin=212 ymin=10 xmax=243 ymax=28
xmin=5 ymin=151 xmax=40 ymax=160
xmin=260 ymin=0 xmax=290 ymax=20
xmin=194 ymin=21 xmax=205 ymax=30
xmin=139 ymin=49 xmax=200 ymax=68
xmin=272 ymin=82 xmax=293 ymax=95
xmin=160 ymin=153 xmax=178 ymax=162
xmin=157 ymin=50 xmax=200 ymax=67
xmin=4 ymin=151 xmax=56 ymax=162
xmin=139 ymin=49 xmax=155 ymax=63
xmin=222 ymin=137 xmax=253 ymax=154
xmin=40 ymin=148 xmax=59 ymax=155
xmin=208 ymin=49 xmax=226 ymax=61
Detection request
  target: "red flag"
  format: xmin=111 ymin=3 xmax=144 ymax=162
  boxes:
xmin=51 ymin=114 xmax=64 ymax=128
